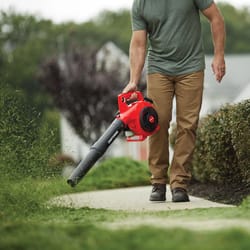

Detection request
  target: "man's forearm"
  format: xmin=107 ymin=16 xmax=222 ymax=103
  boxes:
xmin=129 ymin=44 xmax=146 ymax=85
xmin=129 ymin=30 xmax=147 ymax=85
xmin=203 ymin=3 xmax=226 ymax=82
xmin=122 ymin=30 xmax=147 ymax=93
xmin=210 ymin=15 xmax=225 ymax=56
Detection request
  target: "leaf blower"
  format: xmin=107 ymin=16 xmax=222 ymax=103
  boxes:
xmin=67 ymin=91 xmax=159 ymax=187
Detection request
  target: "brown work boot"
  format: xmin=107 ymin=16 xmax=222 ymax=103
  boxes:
xmin=149 ymin=183 xmax=166 ymax=202
xmin=171 ymin=188 xmax=190 ymax=202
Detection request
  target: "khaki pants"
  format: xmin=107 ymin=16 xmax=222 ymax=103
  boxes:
xmin=147 ymin=71 xmax=204 ymax=191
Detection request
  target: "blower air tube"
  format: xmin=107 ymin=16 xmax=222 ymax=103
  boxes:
xmin=67 ymin=119 xmax=124 ymax=187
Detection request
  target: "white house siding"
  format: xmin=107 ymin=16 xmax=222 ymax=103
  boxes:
xmin=233 ymin=83 xmax=250 ymax=103
xmin=60 ymin=113 xmax=89 ymax=162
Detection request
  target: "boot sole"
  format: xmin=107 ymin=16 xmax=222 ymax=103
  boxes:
xmin=149 ymin=197 xmax=166 ymax=202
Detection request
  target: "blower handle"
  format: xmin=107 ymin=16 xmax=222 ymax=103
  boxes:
xmin=118 ymin=91 xmax=144 ymax=113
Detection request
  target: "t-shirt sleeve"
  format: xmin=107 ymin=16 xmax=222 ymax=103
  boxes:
xmin=194 ymin=0 xmax=214 ymax=10
xmin=131 ymin=0 xmax=147 ymax=31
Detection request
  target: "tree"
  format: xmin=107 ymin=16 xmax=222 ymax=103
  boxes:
xmin=0 ymin=11 xmax=62 ymax=110
xmin=39 ymin=46 xmax=127 ymax=143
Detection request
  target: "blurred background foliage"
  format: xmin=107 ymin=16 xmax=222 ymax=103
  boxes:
xmin=1 ymin=3 xmax=250 ymax=112
xmin=1 ymin=3 xmax=250 ymax=141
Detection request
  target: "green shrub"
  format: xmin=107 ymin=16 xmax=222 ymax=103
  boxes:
xmin=229 ymin=101 xmax=250 ymax=184
xmin=192 ymin=100 xmax=250 ymax=186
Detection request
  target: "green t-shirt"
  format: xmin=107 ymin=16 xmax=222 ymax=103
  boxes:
xmin=131 ymin=0 xmax=214 ymax=75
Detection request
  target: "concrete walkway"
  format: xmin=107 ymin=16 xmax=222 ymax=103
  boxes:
xmin=53 ymin=186 xmax=234 ymax=212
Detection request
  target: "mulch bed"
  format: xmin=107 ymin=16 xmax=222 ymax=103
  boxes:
xmin=188 ymin=179 xmax=250 ymax=205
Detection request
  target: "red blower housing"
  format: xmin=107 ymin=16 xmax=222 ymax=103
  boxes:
xmin=117 ymin=91 xmax=159 ymax=141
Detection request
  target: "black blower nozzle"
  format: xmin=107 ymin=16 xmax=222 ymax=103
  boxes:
xmin=67 ymin=119 xmax=124 ymax=187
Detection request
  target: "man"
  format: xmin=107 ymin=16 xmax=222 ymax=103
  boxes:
xmin=123 ymin=0 xmax=226 ymax=202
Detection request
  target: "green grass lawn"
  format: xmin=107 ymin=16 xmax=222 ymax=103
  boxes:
xmin=1 ymin=221 xmax=250 ymax=250
xmin=1 ymin=157 xmax=250 ymax=250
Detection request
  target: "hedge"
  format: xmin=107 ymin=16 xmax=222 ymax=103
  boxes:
xmin=170 ymin=99 xmax=250 ymax=187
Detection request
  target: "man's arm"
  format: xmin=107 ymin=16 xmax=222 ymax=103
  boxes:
xmin=202 ymin=2 xmax=226 ymax=83
xmin=123 ymin=30 xmax=147 ymax=93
